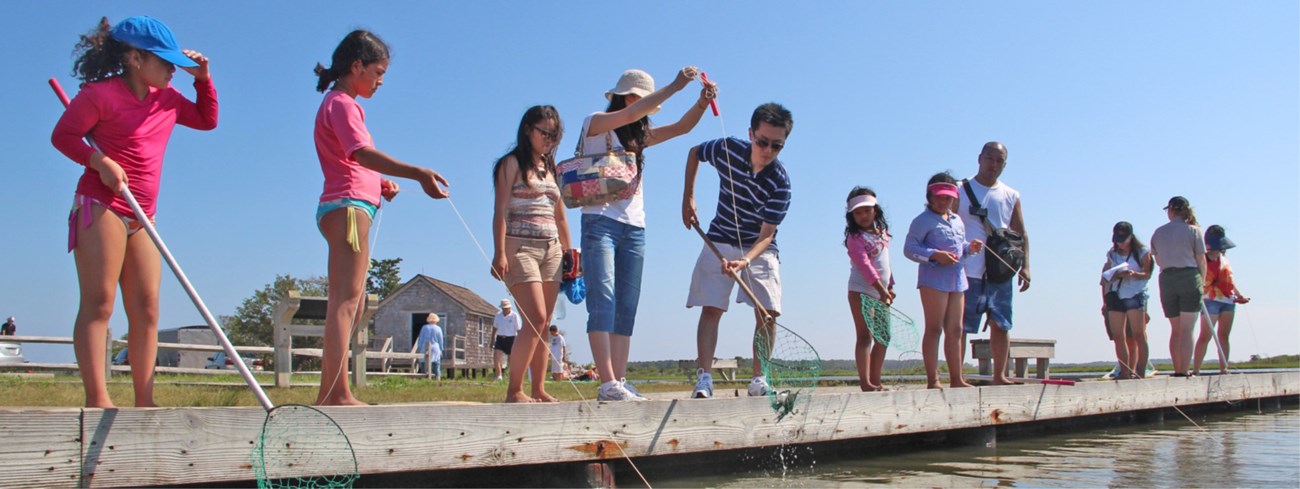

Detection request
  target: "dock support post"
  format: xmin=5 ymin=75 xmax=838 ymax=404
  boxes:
xmin=950 ymin=426 xmax=997 ymax=448
xmin=1137 ymin=409 xmax=1164 ymax=424
xmin=583 ymin=462 xmax=615 ymax=488
xmin=1258 ymin=397 xmax=1282 ymax=411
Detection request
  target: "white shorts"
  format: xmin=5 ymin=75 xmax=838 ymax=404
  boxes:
xmin=686 ymin=242 xmax=781 ymax=314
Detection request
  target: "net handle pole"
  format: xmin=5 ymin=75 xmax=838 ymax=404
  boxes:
xmin=50 ymin=78 xmax=274 ymax=412
xmin=691 ymin=221 xmax=773 ymax=324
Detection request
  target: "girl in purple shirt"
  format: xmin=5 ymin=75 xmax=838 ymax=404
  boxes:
xmin=312 ymin=31 xmax=450 ymax=406
xmin=905 ymin=172 xmax=982 ymax=389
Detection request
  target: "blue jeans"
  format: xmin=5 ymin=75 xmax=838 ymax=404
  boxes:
xmin=418 ymin=359 xmax=441 ymax=378
xmin=581 ymin=214 xmax=645 ymax=336
xmin=963 ymin=277 xmax=1014 ymax=333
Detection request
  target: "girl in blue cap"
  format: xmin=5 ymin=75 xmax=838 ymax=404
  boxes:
xmin=1193 ymin=225 xmax=1249 ymax=375
xmin=52 ymin=16 xmax=216 ymax=408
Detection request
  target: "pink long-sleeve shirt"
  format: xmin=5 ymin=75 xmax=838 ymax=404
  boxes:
xmin=313 ymin=90 xmax=381 ymax=205
xmin=51 ymin=77 xmax=219 ymax=218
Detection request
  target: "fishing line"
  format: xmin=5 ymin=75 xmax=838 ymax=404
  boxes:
xmin=442 ymin=195 xmax=653 ymax=489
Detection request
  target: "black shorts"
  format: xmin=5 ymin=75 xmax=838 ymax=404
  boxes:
xmin=494 ymin=335 xmax=515 ymax=354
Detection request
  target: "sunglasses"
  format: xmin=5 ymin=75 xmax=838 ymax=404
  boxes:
xmin=754 ymin=136 xmax=784 ymax=152
xmin=531 ymin=125 xmax=560 ymax=141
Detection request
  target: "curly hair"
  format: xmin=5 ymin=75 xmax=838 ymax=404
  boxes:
xmin=71 ymin=17 xmax=132 ymax=84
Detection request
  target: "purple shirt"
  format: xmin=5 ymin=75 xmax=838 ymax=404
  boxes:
xmin=904 ymin=209 xmax=971 ymax=293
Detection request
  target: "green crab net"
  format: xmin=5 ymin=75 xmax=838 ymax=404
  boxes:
xmin=755 ymin=322 xmax=821 ymax=422
xmin=859 ymin=295 xmax=920 ymax=352
xmin=253 ymin=404 xmax=359 ymax=489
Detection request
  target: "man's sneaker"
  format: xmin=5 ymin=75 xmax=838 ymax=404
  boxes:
xmin=598 ymin=380 xmax=644 ymax=401
xmin=619 ymin=378 xmax=649 ymax=401
xmin=748 ymin=376 xmax=771 ymax=397
xmin=692 ymin=369 xmax=713 ymax=399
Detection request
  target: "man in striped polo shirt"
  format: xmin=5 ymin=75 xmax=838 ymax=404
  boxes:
xmin=681 ymin=103 xmax=793 ymax=399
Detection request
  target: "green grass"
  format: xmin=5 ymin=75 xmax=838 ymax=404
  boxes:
xmin=0 ymin=373 xmax=695 ymax=408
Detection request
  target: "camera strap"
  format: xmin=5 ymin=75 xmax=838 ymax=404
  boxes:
xmin=961 ymin=179 xmax=995 ymax=236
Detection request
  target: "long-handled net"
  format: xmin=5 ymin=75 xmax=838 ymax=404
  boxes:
xmin=754 ymin=322 xmax=820 ymax=422
xmin=254 ymin=404 xmax=359 ymax=488
xmin=859 ymin=295 xmax=920 ymax=352
xmin=691 ymin=222 xmax=820 ymax=421
xmin=50 ymin=78 xmax=359 ymax=488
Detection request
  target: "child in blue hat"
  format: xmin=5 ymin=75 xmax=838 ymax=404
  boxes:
xmin=51 ymin=16 xmax=216 ymax=408
xmin=1193 ymin=225 xmax=1250 ymax=375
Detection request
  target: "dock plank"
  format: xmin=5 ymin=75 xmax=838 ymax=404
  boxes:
xmin=0 ymin=372 xmax=1294 ymax=488
xmin=0 ymin=409 xmax=83 ymax=489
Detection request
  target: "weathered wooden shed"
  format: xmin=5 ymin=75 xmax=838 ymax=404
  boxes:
xmin=373 ymin=274 xmax=499 ymax=370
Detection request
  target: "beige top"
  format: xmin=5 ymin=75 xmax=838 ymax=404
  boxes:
xmin=1150 ymin=218 xmax=1205 ymax=269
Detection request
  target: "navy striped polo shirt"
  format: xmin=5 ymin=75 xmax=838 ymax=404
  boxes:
xmin=696 ymin=137 xmax=792 ymax=253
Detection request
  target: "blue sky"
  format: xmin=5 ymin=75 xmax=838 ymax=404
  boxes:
xmin=6 ymin=2 xmax=1297 ymax=365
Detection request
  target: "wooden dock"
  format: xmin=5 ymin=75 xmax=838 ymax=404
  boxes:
xmin=0 ymin=371 xmax=1295 ymax=488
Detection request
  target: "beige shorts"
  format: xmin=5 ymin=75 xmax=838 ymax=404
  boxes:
xmin=686 ymin=242 xmax=781 ymax=314
xmin=504 ymin=236 xmax=562 ymax=288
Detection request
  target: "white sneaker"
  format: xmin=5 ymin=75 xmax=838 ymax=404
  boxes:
xmin=748 ymin=376 xmax=771 ymax=397
xmin=598 ymin=380 xmax=644 ymax=401
xmin=619 ymin=378 xmax=649 ymax=401
xmin=692 ymin=369 xmax=713 ymax=399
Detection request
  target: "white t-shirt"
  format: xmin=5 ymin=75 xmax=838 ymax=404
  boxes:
xmin=549 ymin=334 xmax=567 ymax=371
xmin=494 ymin=311 xmax=521 ymax=337
xmin=956 ymin=177 xmax=1020 ymax=278
xmin=578 ymin=114 xmax=647 ymax=228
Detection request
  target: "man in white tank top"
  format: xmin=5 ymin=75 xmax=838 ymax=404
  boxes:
xmin=955 ymin=142 xmax=1031 ymax=385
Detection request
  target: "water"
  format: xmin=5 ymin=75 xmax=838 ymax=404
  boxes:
xmin=650 ymin=407 xmax=1299 ymax=488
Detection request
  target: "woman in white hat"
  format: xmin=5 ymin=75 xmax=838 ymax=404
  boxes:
xmin=581 ymin=67 xmax=716 ymax=401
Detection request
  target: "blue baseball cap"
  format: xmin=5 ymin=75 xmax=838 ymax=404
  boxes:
xmin=110 ymin=16 xmax=197 ymax=68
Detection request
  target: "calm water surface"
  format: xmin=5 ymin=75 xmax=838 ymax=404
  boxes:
xmin=652 ymin=407 xmax=1299 ymax=488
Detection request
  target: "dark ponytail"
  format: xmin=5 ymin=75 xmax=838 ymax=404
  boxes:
xmin=604 ymin=94 xmax=649 ymax=170
xmin=315 ymin=30 xmax=390 ymax=93
xmin=71 ymin=17 xmax=132 ymax=84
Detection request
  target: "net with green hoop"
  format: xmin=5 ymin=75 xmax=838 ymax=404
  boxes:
xmin=859 ymin=295 xmax=920 ymax=352
xmin=755 ymin=323 xmax=821 ymax=422
xmin=253 ymin=404 xmax=360 ymax=489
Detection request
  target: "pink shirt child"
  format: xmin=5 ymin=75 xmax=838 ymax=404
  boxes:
xmin=314 ymin=90 xmax=381 ymax=205
xmin=51 ymin=77 xmax=219 ymax=219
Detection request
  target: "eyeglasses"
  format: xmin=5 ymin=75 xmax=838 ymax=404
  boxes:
xmin=754 ymin=136 xmax=784 ymax=152
xmin=532 ymin=125 xmax=559 ymax=141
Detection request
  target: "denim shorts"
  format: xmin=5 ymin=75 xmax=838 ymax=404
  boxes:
xmin=1105 ymin=292 xmax=1147 ymax=313
xmin=963 ymin=277 xmax=1014 ymax=333
xmin=1203 ymin=299 xmax=1236 ymax=316
xmin=581 ymin=214 xmax=645 ymax=336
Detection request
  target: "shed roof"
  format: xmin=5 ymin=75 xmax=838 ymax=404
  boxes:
xmin=380 ymin=274 xmax=500 ymax=317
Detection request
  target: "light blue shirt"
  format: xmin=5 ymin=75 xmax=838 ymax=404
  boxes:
xmin=416 ymin=323 xmax=444 ymax=359
xmin=905 ymin=209 xmax=972 ymax=293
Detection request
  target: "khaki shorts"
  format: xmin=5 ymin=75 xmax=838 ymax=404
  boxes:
xmin=504 ymin=236 xmax=562 ymax=288
xmin=686 ymin=242 xmax=781 ymax=314
xmin=1158 ymin=267 xmax=1203 ymax=318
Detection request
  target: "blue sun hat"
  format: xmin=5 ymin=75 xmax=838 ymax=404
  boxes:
xmin=1205 ymin=224 xmax=1236 ymax=251
xmin=109 ymin=16 xmax=197 ymax=68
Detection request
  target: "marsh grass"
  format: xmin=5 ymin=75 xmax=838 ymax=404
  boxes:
xmin=0 ymin=373 xmax=694 ymax=408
